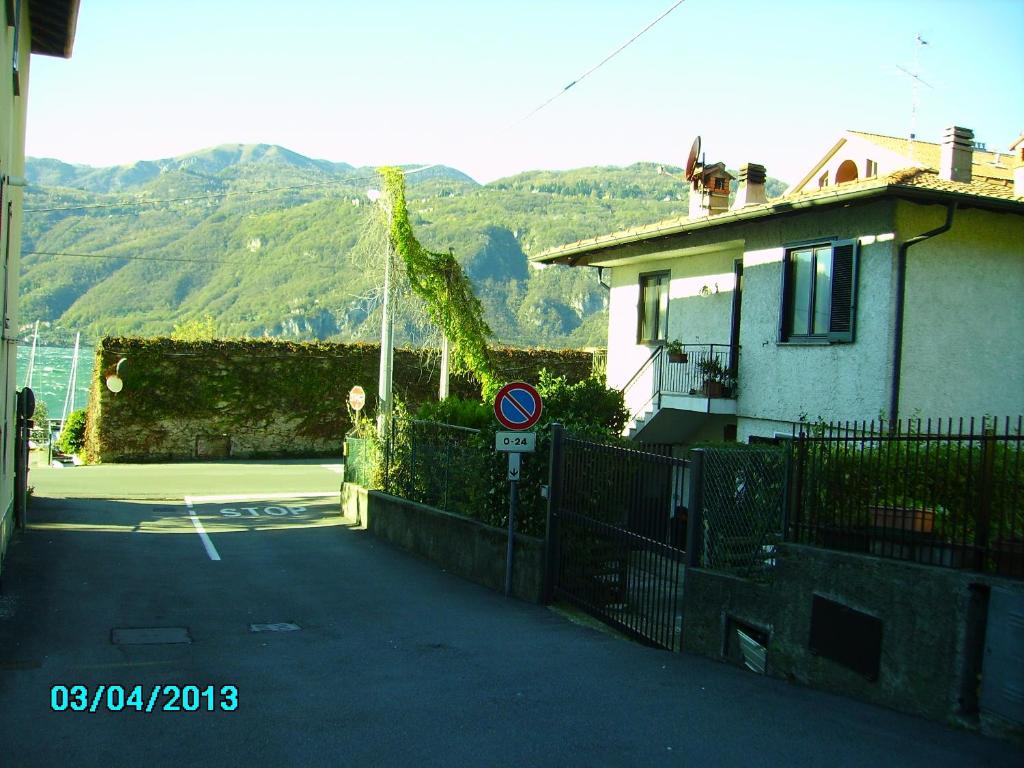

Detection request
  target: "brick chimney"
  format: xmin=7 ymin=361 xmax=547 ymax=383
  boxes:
xmin=730 ymin=163 xmax=768 ymax=210
xmin=1012 ymin=133 xmax=1024 ymax=197
xmin=939 ymin=126 xmax=973 ymax=183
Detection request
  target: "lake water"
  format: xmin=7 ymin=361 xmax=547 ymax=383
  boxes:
xmin=15 ymin=345 xmax=96 ymax=420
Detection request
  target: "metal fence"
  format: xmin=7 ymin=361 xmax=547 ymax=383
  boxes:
xmin=384 ymin=420 xmax=493 ymax=520
xmin=343 ymin=436 xmax=379 ymax=489
xmin=788 ymin=416 xmax=1024 ymax=579
xmin=548 ymin=427 xmax=687 ymax=650
xmin=694 ymin=445 xmax=787 ymax=581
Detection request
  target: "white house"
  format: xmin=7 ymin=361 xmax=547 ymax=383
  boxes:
xmin=531 ymin=126 xmax=1024 ymax=446
xmin=1 ymin=1 xmax=80 ymax=571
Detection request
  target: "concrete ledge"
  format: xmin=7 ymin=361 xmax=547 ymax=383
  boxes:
xmin=341 ymin=483 xmax=545 ymax=603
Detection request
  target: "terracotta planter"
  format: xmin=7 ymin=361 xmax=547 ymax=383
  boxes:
xmin=870 ymin=506 xmax=935 ymax=534
xmin=702 ymin=380 xmax=725 ymax=397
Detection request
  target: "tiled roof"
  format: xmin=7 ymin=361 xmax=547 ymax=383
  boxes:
xmin=533 ymin=167 xmax=1023 ymax=263
xmin=887 ymin=167 xmax=1021 ymax=201
xmin=848 ymin=130 xmax=1015 ymax=182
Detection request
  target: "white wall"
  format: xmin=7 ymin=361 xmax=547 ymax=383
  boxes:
xmin=898 ymin=203 xmax=1024 ymax=419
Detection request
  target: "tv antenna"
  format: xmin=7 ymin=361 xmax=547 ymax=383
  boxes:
xmin=895 ymin=34 xmax=932 ymax=162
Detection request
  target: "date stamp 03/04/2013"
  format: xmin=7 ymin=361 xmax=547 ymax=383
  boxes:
xmin=50 ymin=685 xmax=238 ymax=713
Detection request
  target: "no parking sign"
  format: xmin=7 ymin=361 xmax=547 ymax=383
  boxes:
xmin=493 ymin=381 xmax=542 ymax=431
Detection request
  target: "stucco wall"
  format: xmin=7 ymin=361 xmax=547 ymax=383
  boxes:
xmin=737 ymin=201 xmax=898 ymax=432
xmin=898 ymin=203 xmax=1024 ymax=418
xmin=1 ymin=2 xmax=32 ymax=566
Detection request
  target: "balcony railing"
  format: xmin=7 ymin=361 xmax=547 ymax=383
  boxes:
xmin=661 ymin=343 xmax=736 ymax=398
xmin=621 ymin=343 xmax=737 ymax=424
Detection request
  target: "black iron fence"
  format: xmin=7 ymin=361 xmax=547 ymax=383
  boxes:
xmin=382 ymin=420 xmax=494 ymax=520
xmin=788 ymin=416 xmax=1024 ymax=578
xmin=548 ymin=426 xmax=688 ymax=649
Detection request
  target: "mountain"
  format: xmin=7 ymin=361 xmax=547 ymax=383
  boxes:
xmin=19 ymin=145 xmax=784 ymax=350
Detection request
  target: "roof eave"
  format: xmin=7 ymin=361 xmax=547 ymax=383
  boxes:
xmin=533 ymin=184 xmax=1024 ymax=266
xmin=29 ymin=0 xmax=81 ymax=58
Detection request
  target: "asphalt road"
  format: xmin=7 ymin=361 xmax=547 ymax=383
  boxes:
xmin=0 ymin=461 xmax=1019 ymax=767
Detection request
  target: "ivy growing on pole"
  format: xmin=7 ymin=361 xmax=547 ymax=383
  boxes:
xmin=379 ymin=166 xmax=496 ymax=394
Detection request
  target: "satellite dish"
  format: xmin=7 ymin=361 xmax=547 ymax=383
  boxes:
xmin=685 ymin=136 xmax=702 ymax=180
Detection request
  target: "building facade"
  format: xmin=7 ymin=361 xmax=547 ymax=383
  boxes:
xmin=533 ymin=128 xmax=1024 ymax=447
xmin=1 ymin=0 xmax=79 ymax=571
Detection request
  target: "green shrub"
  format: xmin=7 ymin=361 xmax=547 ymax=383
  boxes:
xmin=415 ymin=397 xmax=492 ymax=430
xmin=57 ymin=409 xmax=88 ymax=455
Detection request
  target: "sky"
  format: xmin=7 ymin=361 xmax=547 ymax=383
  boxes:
xmin=23 ymin=0 xmax=1024 ymax=185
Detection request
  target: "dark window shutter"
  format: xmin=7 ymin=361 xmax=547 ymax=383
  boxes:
xmin=828 ymin=240 xmax=858 ymax=342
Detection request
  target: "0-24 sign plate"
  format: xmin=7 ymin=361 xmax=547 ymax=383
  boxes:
xmin=495 ymin=431 xmax=536 ymax=453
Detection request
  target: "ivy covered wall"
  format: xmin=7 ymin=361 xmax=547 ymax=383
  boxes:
xmin=85 ymin=337 xmax=596 ymax=462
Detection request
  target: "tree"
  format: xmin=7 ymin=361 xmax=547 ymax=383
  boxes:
xmin=171 ymin=315 xmax=217 ymax=341
xmin=57 ymin=408 xmax=87 ymax=455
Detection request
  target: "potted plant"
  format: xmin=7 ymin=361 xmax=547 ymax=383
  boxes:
xmin=697 ymin=356 xmax=729 ymax=396
xmin=665 ymin=340 xmax=687 ymax=363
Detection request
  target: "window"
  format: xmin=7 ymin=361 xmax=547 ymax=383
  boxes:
xmin=10 ymin=0 xmax=22 ymax=95
xmin=637 ymin=271 xmax=670 ymax=343
xmin=835 ymin=160 xmax=859 ymax=184
xmin=713 ymin=177 xmax=728 ymax=191
xmin=780 ymin=240 xmax=857 ymax=343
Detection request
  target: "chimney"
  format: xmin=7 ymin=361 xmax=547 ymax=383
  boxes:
xmin=1013 ymin=134 xmax=1024 ymax=197
xmin=730 ymin=163 xmax=768 ymax=210
xmin=939 ymin=126 xmax=973 ymax=183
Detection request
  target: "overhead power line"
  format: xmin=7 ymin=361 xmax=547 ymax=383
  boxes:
xmin=513 ymin=0 xmax=687 ymax=127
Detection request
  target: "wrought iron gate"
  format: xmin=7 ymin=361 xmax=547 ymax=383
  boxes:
xmin=545 ymin=426 xmax=688 ymax=650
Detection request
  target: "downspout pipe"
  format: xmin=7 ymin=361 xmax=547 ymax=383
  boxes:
xmin=889 ymin=202 xmax=957 ymax=428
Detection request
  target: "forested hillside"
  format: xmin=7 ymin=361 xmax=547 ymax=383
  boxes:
xmin=20 ymin=144 xmax=785 ymax=349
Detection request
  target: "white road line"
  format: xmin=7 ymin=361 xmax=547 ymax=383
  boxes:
xmin=187 ymin=491 xmax=339 ymax=504
xmin=184 ymin=495 xmax=222 ymax=562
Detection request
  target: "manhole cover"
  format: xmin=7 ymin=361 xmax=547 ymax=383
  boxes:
xmin=249 ymin=623 xmax=301 ymax=633
xmin=111 ymin=627 xmax=192 ymax=645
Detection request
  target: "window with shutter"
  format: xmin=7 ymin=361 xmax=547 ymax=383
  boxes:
xmin=780 ymin=240 xmax=858 ymax=343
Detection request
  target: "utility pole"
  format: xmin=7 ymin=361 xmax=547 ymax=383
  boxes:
xmin=369 ymin=188 xmax=395 ymax=433
xmin=438 ymin=248 xmax=453 ymax=401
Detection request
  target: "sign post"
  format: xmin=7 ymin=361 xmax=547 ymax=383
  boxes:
xmin=493 ymin=382 xmax=543 ymax=597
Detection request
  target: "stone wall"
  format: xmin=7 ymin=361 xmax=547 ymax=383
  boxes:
xmin=683 ymin=543 xmax=1024 ymax=739
xmin=86 ymin=337 xmax=596 ymax=462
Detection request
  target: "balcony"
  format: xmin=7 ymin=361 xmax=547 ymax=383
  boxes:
xmin=621 ymin=343 xmax=737 ymax=440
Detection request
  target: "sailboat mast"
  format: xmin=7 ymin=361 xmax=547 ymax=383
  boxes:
xmin=60 ymin=332 xmax=81 ymax=426
xmin=24 ymin=320 xmax=39 ymax=388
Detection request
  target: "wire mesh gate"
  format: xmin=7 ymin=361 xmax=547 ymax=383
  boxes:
xmin=546 ymin=426 xmax=687 ymax=650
